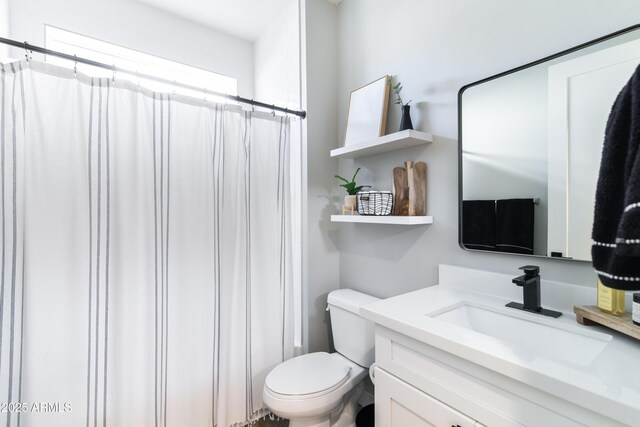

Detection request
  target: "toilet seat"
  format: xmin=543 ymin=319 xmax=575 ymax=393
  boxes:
xmin=265 ymin=352 xmax=351 ymax=399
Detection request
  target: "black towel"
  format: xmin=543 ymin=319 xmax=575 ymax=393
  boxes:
xmin=462 ymin=200 xmax=496 ymax=251
xmin=495 ymin=199 xmax=534 ymax=255
xmin=592 ymin=64 xmax=640 ymax=290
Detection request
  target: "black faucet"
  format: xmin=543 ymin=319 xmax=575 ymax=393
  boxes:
xmin=506 ymin=265 xmax=562 ymax=318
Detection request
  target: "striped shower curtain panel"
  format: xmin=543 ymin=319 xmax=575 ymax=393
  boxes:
xmin=0 ymin=60 xmax=295 ymax=427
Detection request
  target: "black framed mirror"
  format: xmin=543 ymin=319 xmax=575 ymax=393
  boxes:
xmin=458 ymin=24 xmax=640 ymax=261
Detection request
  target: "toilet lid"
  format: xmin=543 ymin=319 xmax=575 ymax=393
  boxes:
xmin=265 ymin=352 xmax=351 ymax=396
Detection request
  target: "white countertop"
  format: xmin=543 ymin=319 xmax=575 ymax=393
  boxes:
xmin=360 ymin=265 xmax=640 ymax=426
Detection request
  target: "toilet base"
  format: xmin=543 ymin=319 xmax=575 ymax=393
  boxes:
xmin=289 ymin=417 xmax=330 ymax=427
xmin=288 ymin=382 xmax=364 ymax=427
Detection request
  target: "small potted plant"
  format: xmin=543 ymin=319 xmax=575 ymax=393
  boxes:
xmin=335 ymin=167 xmax=370 ymax=213
xmin=392 ymin=79 xmax=413 ymax=131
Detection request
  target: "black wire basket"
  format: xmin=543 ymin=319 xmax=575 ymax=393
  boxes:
xmin=356 ymin=191 xmax=393 ymax=216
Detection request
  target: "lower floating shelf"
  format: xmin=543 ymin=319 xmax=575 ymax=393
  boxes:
xmin=331 ymin=215 xmax=434 ymax=225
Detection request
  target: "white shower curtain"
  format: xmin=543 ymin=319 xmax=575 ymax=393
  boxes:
xmin=0 ymin=60 xmax=295 ymax=427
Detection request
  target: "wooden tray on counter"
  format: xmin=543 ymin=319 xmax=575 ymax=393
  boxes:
xmin=574 ymin=305 xmax=640 ymax=341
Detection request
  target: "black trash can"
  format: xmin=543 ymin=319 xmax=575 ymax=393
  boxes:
xmin=356 ymin=404 xmax=374 ymax=427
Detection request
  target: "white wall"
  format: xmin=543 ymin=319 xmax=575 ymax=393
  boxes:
xmin=8 ymin=0 xmax=254 ymax=96
xmin=254 ymin=0 xmax=301 ymax=109
xmin=301 ymin=0 xmax=340 ymax=353
xmin=336 ymin=0 xmax=640 ymax=298
xmin=0 ymin=0 xmax=8 ymax=57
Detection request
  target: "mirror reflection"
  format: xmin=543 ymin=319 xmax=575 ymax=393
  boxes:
xmin=459 ymin=25 xmax=640 ymax=261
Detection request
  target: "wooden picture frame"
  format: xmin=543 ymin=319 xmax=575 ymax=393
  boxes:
xmin=344 ymin=76 xmax=390 ymax=146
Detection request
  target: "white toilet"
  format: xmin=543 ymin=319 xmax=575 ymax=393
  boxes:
xmin=263 ymin=289 xmax=379 ymax=427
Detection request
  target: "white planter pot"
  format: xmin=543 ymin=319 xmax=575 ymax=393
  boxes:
xmin=344 ymin=195 xmax=357 ymax=209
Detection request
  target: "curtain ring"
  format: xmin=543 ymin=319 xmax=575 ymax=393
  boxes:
xmin=73 ymin=55 xmax=78 ymax=76
xmin=203 ymin=87 xmax=207 ymax=105
xmin=23 ymin=42 xmax=31 ymax=62
xmin=251 ymin=100 xmax=255 ymax=113
xmin=111 ymin=65 xmax=116 ymax=83
xmin=271 ymin=105 xmax=276 ymax=117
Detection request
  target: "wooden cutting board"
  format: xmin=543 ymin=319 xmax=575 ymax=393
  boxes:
xmin=409 ymin=161 xmax=427 ymax=216
xmin=393 ymin=161 xmax=426 ymax=216
xmin=392 ymin=165 xmax=409 ymax=215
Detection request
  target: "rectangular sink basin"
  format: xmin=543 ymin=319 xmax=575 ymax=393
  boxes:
xmin=430 ymin=303 xmax=611 ymax=366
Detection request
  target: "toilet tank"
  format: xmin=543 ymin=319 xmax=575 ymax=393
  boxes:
xmin=327 ymin=289 xmax=380 ymax=367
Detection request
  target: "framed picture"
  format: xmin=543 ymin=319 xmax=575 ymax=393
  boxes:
xmin=344 ymin=76 xmax=390 ymax=146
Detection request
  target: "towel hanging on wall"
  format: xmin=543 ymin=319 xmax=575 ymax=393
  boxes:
xmin=592 ymin=64 xmax=640 ymax=290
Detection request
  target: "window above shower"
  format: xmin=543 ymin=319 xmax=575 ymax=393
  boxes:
xmin=44 ymin=25 xmax=238 ymax=99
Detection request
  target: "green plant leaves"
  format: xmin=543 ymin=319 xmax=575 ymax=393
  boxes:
xmin=351 ymin=167 xmax=361 ymax=182
xmin=335 ymin=167 xmax=369 ymax=195
xmin=334 ymin=174 xmax=350 ymax=184
xmin=393 ymin=78 xmax=408 ymax=107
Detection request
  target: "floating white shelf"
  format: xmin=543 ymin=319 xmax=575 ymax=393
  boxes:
xmin=330 ymin=129 xmax=433 ymax=159
xmin=331 ymin=215 xmax=434 ymax=225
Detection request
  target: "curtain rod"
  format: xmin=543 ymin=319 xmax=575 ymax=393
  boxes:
xmin=0 ymin=36 xmax=307 ymax=119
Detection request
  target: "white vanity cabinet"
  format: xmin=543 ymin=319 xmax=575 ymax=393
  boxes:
xmin=376 ymin=368 xmax=481 ymax=427
xmin=373 ymin=326 xmax=623 ymax=427
xmin=362 ymin=267 xmax=640 ymax=426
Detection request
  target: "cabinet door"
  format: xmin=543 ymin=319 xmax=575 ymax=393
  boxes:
xmin=376 ymin=368 xmax=476 ymax=427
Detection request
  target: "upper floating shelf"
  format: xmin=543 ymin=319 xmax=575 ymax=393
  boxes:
xmin=330 ymin=129 xmax=433 ymax=159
